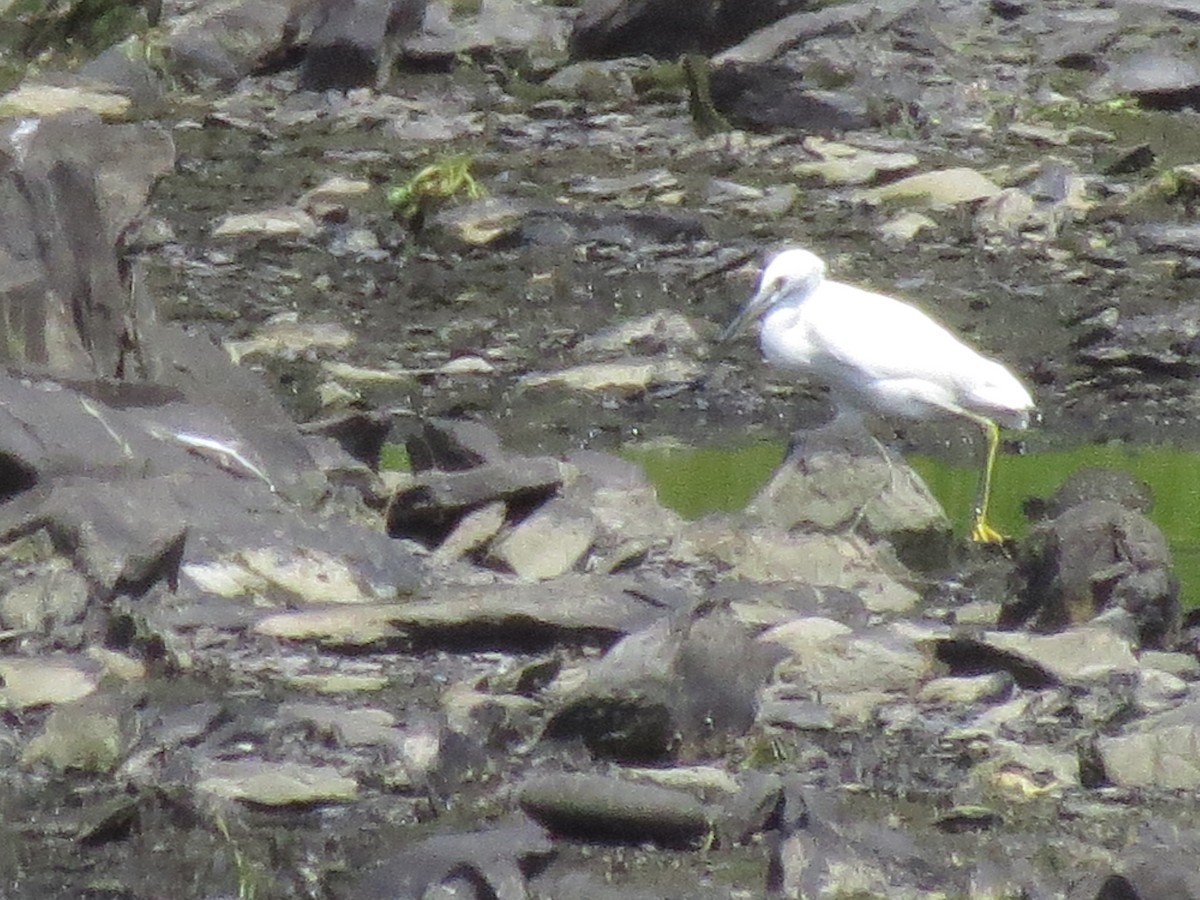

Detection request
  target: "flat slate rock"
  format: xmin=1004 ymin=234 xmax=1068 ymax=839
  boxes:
xmin=196 ymin=760 xmax=358 ymax=807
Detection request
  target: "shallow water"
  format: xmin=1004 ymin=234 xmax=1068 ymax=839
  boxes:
xmin=625 ymin=441 xmax=1200 ymax=609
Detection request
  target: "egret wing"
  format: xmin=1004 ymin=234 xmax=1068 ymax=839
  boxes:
xmin=803 ymin=281 xmax=981 ymax=387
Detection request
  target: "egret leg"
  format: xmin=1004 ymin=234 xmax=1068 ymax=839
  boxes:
xmin=842 ymin=432 xmax=897 ymax=537
xmin=969 ymin=418 xmax=1006 ymax=544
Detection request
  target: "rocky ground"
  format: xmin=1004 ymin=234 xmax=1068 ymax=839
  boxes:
xmin=3 ymin=0 xmax=1200 ymax=897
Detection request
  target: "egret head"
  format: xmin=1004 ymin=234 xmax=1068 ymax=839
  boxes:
xmin=720 ymin=247 xmax=827 ymax=342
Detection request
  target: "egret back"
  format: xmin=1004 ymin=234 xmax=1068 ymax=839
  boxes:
xmin=757 ymin=277 xmax=1033 ymax=428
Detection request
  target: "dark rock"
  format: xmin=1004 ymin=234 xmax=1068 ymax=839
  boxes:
xmin=385 ymin=457 xmax=563 ymax=547
xmin=1132 ymin=223 xmax=1200 ymax=256
xmin=1038 ymin=10 xmax=1121 ymax=70
xmin=545 ymin=599 xmax=782 ymax=760
xmin=406 ymin=417 xmax=506 ymax=472
xmin=518 ymin=207 xmax=708 ymax=249
xmin=164 ymin=0 xmax=297 ymax=88
xmin=1077 ymin=301 xmax=1200 ymax=377
xmin=343 ymin=817 xmax=554 ymax=899
xmin=292 ymin=0 xmax=429 ymax=92
xmin=989 ymin=0 xmax=1026 ymax=19
xmin=934 ymin=636 xmax=1061 ymax=689
xmin=0 ymin=113 xmax=173 ymax=380
xmin=397 ymin=575 xmax=664 ymax=651
xmin=0 ymin=365 xmax=321 ymax=507
xmin=716 ymin=0 xmax=920 ymax=65
xmin=427 ymin=200 xmax=709 ymax=250
xmin=76 ymin=40 xmax=168 ymax=108
xmin=568 ymin=0 xmax=810 ymax=61
xmin=0 ymin=480 xmax=186 ymax=599
xmin=518 ymin=772 xmax=710 ymax=848
xmin=718 ymin=771 xmax=785 ymax=844
xmin=774 ymin=787 xmax=965 ymax=898
xmin=299 ymin=410 xmax=394 ymax=470
xmin=709 ymin=62 xmax=872 ymax=133
xmin=1011 ymin=494 xmax=1179 ymax=648
xmin=1103 ymin=143 xmax=1156 ymax=177
xmin=1098 ymin=51 xmax=1200 ymax=110
xmin=139 ymin=324 xmax=328 ymax=506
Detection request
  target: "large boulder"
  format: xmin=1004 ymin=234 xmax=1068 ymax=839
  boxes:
xmin=0 ymin=112 xmax=173 ymax=379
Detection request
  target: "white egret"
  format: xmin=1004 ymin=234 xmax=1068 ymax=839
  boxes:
xmin=722 ymin=248 xmax=1035 ymax=543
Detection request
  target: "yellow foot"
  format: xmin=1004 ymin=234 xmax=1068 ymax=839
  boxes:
xmin=970 ymin=518 xmax=1007 ymax=545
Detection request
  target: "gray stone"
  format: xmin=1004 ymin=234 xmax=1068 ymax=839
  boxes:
xmin=515 ymin=206 xmax=708 ymax=249
xmin=575 ymin=310 xmax=709 ymax=360
xmin=856 ymin=167 xmax=1003 ymax=208
xmin=1139 ymin=650 xmax=1200 ymax=679
xmin=254 ymin=604 xmax=408 ymax=648
xmin=196 ymin=760 xmax=359 ymax=806
xmin=384 ymin=457 xmax=564 ymax=547
xmin=1135 ymin=667 xmax=1189 ymax=714
xmin=1096 ymin=50 xmax=1200 ymax=109
xmin=407 ymin=417 xmax=507 ymax=472
xmin=276 ymin=702 xmax=403 ymax=749
xmin=1097 ymin=704 xmax=1200 ymax=790
xmin=212 ymin=207 xmax=319 ymax=240
xmin=1133 ymin=223 xmax=1200 ymax=255
xmin=518 ymin=773 xmax=709 ymax=848
xmin=774 ymin=787 xmax=967 ymax=899
xmin=709 ymin=62 xmax=872 ymax=133
xmin=0 ymin=113 xmax=173 ymax=380
xmin=426 ymin=196 xmax=532 ymax=247
xmin=560 ymin=449 xmax=685 ymax=570
xmin=745 ymin=428 xmax=951 ymax=555
xmin=1013 ymin=495 xmax=1179 ymax=649
xmin=917 ymin=672 xmax=1014 ymax=707
xmin=685 ymin=522 xmax=921 ymax=613
xmin=164 ymin=0 xmax=296 ymax=88
xmin=487 ymin=497 xmax=597 ymax=580
xmin=791 ymin=137 xmax=919 ymax=186
xmin=0 ymin=656 xmax=99 ymax=709
xmin=975 ymin=627 xmax=1139 ymax=684
xmin=430 ymin=501 xmax=507 ymax=564
xmin=0 ymin=564 xmax=90 ymax=632
xmin=21 ymin=691 xmax=132 ymax=773
xmin=519 ymin=358 xmax=705 ymax=396
xmin=767 ymin=621 xmax=938 ymax=696
xmin=0 ymin=478 xmax=187 ymax=598
xmin=1027 ymin=468 xmax=1155 ymax=520
xmin=405 ymin=0 xmax=571 ymax=64
xmin=545 ymin=59 xmax=637 ymax=102
xmin=348 ymin=818 xmax=552 ymax=899
xmin=398 ymin=575 xmax=665 ymax=648
xmin=292 ymin=0 xmax=428 ymax=92
xmin=716 ymin=0 xmax=921 ymax=65
xmin=0 ymin=82 xmax=131 ymax=119
xmin=547 ymin=600 xmax=781 ymax=758
xmin=76 ymin=36 xmax=168 ymax=107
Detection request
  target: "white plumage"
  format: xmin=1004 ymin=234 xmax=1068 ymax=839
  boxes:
xmin=723 ymin=247 xmax=1035 ymax=543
